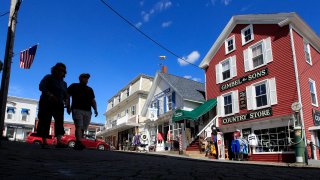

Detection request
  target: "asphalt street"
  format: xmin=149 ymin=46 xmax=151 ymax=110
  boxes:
xmin=0 ymin=140 xmax=319 ymax=179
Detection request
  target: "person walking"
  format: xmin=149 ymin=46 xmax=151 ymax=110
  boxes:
xmin=67 ymin=73 xmax=98 ymax=150
xmin=37 ymin=62 xmax=70 ymax=149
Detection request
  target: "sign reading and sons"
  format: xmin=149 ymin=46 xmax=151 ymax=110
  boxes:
xmin=220 ymin=68 xmax=268 ymax=91
xmin=222 ymin=108 xmax=272 ymax=125
xmin=313 ymin=109 xmax=320 ymax=126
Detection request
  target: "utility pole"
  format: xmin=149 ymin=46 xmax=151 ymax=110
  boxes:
xmin=0 ymin=0 xmax=22 ymax=140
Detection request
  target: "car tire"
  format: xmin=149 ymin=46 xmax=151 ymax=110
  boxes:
xmin=98 ymin=144 xmax=105 ymax=151
xmin=68 ymin=141 xmax=76 ymax=148
xmin=34 ymin=141 xmax=41 ymax=145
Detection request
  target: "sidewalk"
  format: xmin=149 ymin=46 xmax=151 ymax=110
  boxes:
xmin=1 ymin=140 xmax=319 ymax=179
xmin=116 ymin=149 xmax=320 ymax=169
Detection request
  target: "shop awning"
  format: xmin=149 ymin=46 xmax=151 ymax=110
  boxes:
xmin=172 ymin=98 xmax=217 ymax=123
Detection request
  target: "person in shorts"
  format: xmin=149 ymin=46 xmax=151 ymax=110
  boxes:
xmin=67 ymin=73 xmax=98 ymax=150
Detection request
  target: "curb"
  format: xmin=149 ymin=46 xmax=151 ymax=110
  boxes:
xmin=113 ymin=150 xmax=320 ymax=169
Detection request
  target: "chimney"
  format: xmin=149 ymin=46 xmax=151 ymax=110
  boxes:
xmin=161 ymin=65 xmax=168 ymax=73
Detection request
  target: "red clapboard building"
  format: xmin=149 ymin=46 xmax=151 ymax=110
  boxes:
xmin=199 ymin=13 xmax=320 ymax=162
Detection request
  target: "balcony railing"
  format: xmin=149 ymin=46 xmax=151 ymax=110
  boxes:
xmin=117 ymin=114 xmax=128 ymax=125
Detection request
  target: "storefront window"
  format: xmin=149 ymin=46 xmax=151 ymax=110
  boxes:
xmin=254 ymin=126 xmax=294 ymax=153
xmin=6 ymin=127 xmax=14 ymax=138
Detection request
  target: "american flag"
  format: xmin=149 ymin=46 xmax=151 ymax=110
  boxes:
xmin=19 ymin=45 xmax=38 ymax=69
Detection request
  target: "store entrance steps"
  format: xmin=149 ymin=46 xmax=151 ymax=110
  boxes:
xmin=186 ymin=139 xmax=200 ymax=151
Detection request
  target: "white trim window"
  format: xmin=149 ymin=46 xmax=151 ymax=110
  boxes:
xmin=167 ymin=95 xmax=173 ymax=111
xmin=225 ymin=35 xmax=236 ymax=54
xmin=216 ymin=56 xmax=237 ymax=84
xmin=304 ymin=41 xmax=312 ymax=65
xmin=241 ymin=24 xmax=254 ymax=45
xmin=126 ymin=88 xmax=130 ymax=97
xmin=246 ymin=78 xmax=277 ymax=110
xmin=244 ymin=37 xmax=273 ymax=72
xmin=217 ymin=90 xmax=239 ymax=117
xmin=6 ymin=107 xmax=15 ymax=120
xmin=131 ymin=105 xmax=136 ymax=115
xmin=309 ymin=79 xmax=318 ymax=107
xmin=21 ymin=109 xmax=29 ymax=122
xmin=118 ymin=95 xmax=121 ymax=102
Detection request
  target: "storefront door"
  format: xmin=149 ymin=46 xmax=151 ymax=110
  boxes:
xmin=224 ymin=132 xmax=234 ymax=160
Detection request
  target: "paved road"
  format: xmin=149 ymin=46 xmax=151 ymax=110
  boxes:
xmin=0 ymin=141 xmax=319 ymax=179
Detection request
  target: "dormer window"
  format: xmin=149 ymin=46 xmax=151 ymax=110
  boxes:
xmin=241 ymin=25 xmax=254 ymax=45
xmin=126 ymin=88 xmax=130 ymax=97
xmin=118 ymin=95 xmax=121 ymax=102
xmin=225 ymin=35 xmax=236 ymax=54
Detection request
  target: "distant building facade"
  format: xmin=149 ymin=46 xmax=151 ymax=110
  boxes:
xmin=3 ymin=96 xmax=38 ymax=141
xmin=96 ymin=74 xmax=154 ymax=149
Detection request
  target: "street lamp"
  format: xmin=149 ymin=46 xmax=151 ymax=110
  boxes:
xmin=291 ymin=102 xmax=305 ymax=163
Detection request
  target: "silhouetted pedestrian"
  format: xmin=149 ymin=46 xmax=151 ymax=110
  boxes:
xmin=67 ymin=73 xmax=98 ymax=150
xmin=37 ymin=62 xmax=70 ymax=149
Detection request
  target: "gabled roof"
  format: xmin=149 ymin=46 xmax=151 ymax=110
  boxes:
xmin=199 ymin=12 xmax=320 ymax=69
xmin=159 ymin=73 xmax=205 ymax=102
xmin=141 ymin=72 xmax=205 ymax=116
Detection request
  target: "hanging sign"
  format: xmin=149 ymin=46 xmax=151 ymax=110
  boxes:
xmin=239 ymin=91 xmax=247 ymax=110
xmin=222 ymin=108 xmax=272 ymax=125
xmin=313 ymin=109 xmax=320 ymax=126
xmin=220 ymin=68 xmax=268 ymax=91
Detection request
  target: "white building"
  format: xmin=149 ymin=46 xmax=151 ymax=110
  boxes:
xmin=141 ymin=71 xmax=206 ymax=151
xmin=3 ymin=96 xmax=38 ymax=141
xmin=96 ymin=74 xmax=154 ymax=150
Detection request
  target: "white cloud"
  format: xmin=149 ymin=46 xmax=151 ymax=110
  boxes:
xmin=222 ymin=0 xmax=231 ymax=5
xmin=178 ymin=51 xmax=200 ymax=66
xmin=192 ymin=78 xmax=201 ymax=82
xmin=135 ymin=22 xmax=143 ymax=28
xmin=140 ymin=0 xmax=172 ymax=23
xmin=143 ymin=13 xmax=150 ymax=22
xmin=211 ymin=0 xmax=217 ymax=5
xmin=183 ymin=75 xmax=201 ymax=82
xmin=184 ymin=75 xmax=192 ymax=79
xmin=162 ymin=21 xmax=172 ymax=28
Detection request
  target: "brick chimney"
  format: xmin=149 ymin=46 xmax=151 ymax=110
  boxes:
xmin=161 ymin=65 xmax=168 ymax=73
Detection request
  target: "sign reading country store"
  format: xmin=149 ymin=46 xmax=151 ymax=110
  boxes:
xmin=222 ymin=108 xmax=272 ymax=125
xmin=220 ymin=68 xmax=268 ymax=91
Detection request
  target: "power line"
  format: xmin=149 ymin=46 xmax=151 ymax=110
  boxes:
xmin=0 ymin=12 xmax=9 ymax=18
xmin=99 ymin=0 xmax=202 ymax=69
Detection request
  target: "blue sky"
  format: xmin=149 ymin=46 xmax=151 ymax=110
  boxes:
xmin=0 ymin=0 xmax=319 ymax=124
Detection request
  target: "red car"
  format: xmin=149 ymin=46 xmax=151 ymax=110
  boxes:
xmin=26 ymin=132 xmax=56 ymax=145
xmin=61 ymin=135 xmax=109 ymax=151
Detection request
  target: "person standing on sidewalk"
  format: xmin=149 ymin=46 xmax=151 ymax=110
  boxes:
xmin=67 ymin=73 xmax=98 ymax=150
xmin=37 ymin=62 xmax=70 ymax=149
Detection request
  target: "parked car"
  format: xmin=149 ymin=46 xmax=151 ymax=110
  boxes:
xmin=26 ymin=132 xmax=56 ymax=145
xmin=61 ymin=135 xmax=110 ymax=151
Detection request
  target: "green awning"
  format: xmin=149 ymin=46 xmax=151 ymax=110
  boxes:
xmin=172 ymin=98 xmax=217 ymax=123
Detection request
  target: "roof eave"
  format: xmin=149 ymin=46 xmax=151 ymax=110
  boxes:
xmin=199 ymin=13 xmax=320 ymax=68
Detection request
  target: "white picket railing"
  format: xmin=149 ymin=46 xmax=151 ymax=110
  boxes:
xmin=197 ymin=116 xmax=217 ymax=137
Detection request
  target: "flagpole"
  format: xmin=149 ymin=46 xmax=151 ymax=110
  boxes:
xmin=0 ymin=0 xmax=22 ymax=141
